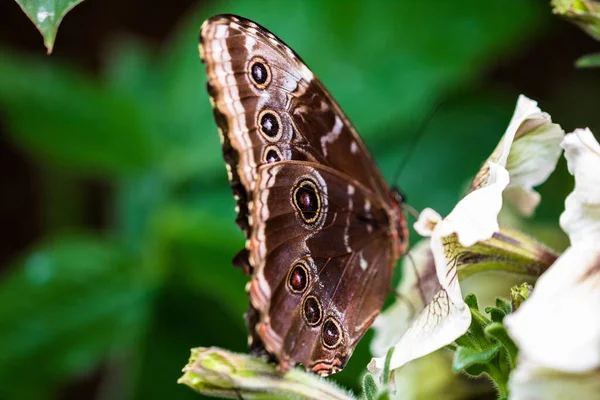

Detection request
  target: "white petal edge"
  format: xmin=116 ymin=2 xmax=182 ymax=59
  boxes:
xmin=509 ymin=359 xmax=600 ymax=400
xmin=491 ymin=95 xmax=542 ymax=168
xmin=503 ymin=107 xmax=564 ymax=216
xmin=559 ymin=128 xmax=600 ymax=244
xmin=370 ymin=240 xmax=435 ymax=358
xmin=440 ymin=161 xmax=509 ymax=247
xmin=504 ymin=244 xmax=600 ymax=372
xmin=371 ymin=233 xmax=471 ymax=371
xmin=472 ymin=95 xmax=563 ymax=217
xmin=413 ymin=208 xmax=442 ymax=237
xmin=505 ymin=128 xmax=600 ymax=373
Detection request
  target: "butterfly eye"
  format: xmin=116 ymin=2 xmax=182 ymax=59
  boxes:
xmin=258 ymin=110 xmax=282 ymax=141
xmin=249 ymin=58 xmax=271 ymax=88
xmin=287 ymin=262 xmax=309 ymax=293
xmin=303 ymin=295 xmax=322 ymax=326
xmin=322 ymin=317 xmax=343 ymax=349
xmin=293 ymin=179 xmax=321 ymax=224
xmin=264 ymin=146 xmax=282 ymax=163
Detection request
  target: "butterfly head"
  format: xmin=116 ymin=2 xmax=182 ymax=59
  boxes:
xmin=389 ymin=186 xmax=409 ymax=259
xmin=390 ymin=186 xmax=407 ymax=205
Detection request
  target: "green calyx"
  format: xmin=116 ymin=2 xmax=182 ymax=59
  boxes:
xmin=445 ymin=226 xmax=558 ymax=281
xmin=178 ymin=347 xmax=355 ymax=400
xmin=452 ymin=293 xmax=519 ymax=400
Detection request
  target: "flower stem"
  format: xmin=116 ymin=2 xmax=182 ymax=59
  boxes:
xmin=486 ymin=363 xmax=509 ymax=400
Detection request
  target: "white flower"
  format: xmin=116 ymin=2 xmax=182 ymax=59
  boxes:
xmin=508 ymin=362 xmax=600 ymax=400
xmin=370 ymin=95 xmax=564 ymax=372
xmin=505 ymin=128 xmax=600 ymax=399
xmin=370 ymin=240 xmax=437 ymax=358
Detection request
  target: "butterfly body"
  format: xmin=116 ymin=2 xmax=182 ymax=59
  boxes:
xmin=199 ymin=14 xmax=407 ymax=375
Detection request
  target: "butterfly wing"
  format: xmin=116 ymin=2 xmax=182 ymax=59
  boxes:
xmin=248 ymin=161 xmax=396 ymax=374
xmin=200 ymin=14 xmax=392 ymax=233
xmin=199 ymin=14 xmax=407 ymax=375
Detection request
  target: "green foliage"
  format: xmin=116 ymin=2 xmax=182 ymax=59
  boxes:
xmin=361 ymin=374 xmax=378 ymax=400
xmin=576 ymin=52 xmax=600 ymax=67
xmin=13 ymin=0 xmax=84 ymax=53
xmin=510 ymin=282 xmax=533 ymax=311
xmin=452 ymin=294 xmax=519 ymax=400
xmin=359 ymin=346 xmax=393 ymax=400
xmin=0 ymin=234 xmax=153 ymax=399
xmin=0 ymin=54 xmax=154 ymax=175
xmin=0 ymin=0 xmax=564 ymax=398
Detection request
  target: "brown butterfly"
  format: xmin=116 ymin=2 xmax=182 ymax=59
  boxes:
xmin=199 ymin=14 xmax=407 ymax=376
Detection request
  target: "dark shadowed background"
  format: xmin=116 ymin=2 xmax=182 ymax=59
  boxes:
xmin=0 ymin=0 xmax=598 ymax=399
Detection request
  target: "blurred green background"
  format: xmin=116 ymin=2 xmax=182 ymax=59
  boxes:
xmin=0 ymin=0 xmax=598 ymax=399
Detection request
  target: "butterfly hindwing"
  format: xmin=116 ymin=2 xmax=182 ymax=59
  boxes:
xmin=248 ymin=161 xmax=396 ymax=373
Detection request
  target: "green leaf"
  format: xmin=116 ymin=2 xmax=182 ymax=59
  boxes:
xmin=575 ymin=52 xmax=600 ymax=68
xmin=148 ymin=202 xmax=249 ymax=322
xmin=382 ymin=346 xmax=394 ymax=387
xmin=0 ymin=52 xmax=155 ymax=176
xmin=452 ymin=345 xmax=500 ymax=372
xmin=551 ymin=0 xmax=600 ymax=41
xmin=0 ymin=234 xmax=154 ymax=399
xmin=13 ymin=0 xmax=84 ymax=53
xmin=454 ymin=335 xmax=475 ymax=348
xmin=485 ymin=323 xmax=519 ymax=369
xmin=362 ymin=374 xmax=378 ymax=400
xmin=133 ymin=287 xmax=247 ymax=400
xmin=496 ymin=298 xmax=513 ymax=315
xmin=104 ymin=38 xmax=209 ymax=183
xmin=463 ymin=363 xmax=487 ymax=377
xmin=464 ymin=293 xmax=479 ymax=310
xmin=484 ymin=306 xmax=506 ymax=323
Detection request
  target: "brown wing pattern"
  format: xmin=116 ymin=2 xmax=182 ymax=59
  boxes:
xmin=248 ymin=162 xmax=395 ymax=373
xmin=199 ymin=14 xmax=391 ymax=234
xmin=199 ymin=14 xmax=407 ymax=375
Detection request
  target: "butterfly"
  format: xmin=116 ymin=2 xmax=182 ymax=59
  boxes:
xmin=199 ymin=14 xmax=407 ymax=376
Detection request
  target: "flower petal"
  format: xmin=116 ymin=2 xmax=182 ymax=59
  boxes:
xmin=560 ymin=128 xmax=600 ymax=244
xmin=504 ymin=114 xmax=564 ymax=216
xmin=414 ymin=208 xmax=442 ymax=237
xmin=509 ymin=360 xmax=600 ymax=400
xmin=371 ymin=233 xmax=471 ymax=371
xmin=371 ymin=285 xmax=470 ymax=371
xmin=504 ymin=246 xmax=600 ymax=372
xmin=370 ymin=240 xmax=439 ymax=358
xmin=505 ymin=129 xmax=600 ymax=373
xmin=370 ymin=96 xmax=564 ymax=374
xmin=440 ymin=162 xmax=509 ymax=247
xmin=469 ymin=95 xmax=564 ymax=216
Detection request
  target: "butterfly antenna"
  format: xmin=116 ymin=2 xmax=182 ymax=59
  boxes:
xmin=402 ymin=203 xmax=420 ymax=221
xmin=390 ymin=249 xmax=419 ymax=319
xmin=391 ymin=101 xmax=445 ymax=187
xmin=393 ymin=245 xmax=429 ymax=315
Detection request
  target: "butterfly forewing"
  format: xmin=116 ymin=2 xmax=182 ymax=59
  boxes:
xmin=199 ymin=14 xmax=407 ymax=375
